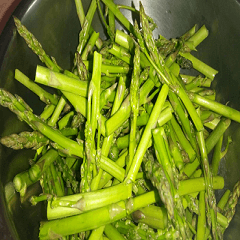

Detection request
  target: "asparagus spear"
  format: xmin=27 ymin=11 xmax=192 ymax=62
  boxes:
xmin=224 ymin=181 xmax=240 ymax=224
xmin=128 ymin=44 xmax=140 ymax=173
xmin=15 ymin=69 xmax=58 ymax=105
xmin=0 ymin=131 xmax=49 ymax=150
xmin=126 ymin=84 xmax=169 ymax=182
xmin=13 ymin=17 xmax=62 ymax=72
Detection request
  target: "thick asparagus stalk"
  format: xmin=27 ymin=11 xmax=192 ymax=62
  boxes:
xmin=35 ymin=65 xmax=89 ymax=97
xmin=40 ymin=191 xmax=158 ymax=239
xmin=47 ymin=182 xmax=132 ymax=220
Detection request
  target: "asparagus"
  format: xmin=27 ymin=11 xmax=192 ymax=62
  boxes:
xmin=126 ymin=84 xmax=169 ymax=182
xmin=13 ymin=17 xmax=62 ymax=72
xmin=2 ymin=2 xmax=240 ymax=239
xmin=131 ymin=205 xmax=168 ymax=230
xmin=128 ymin=45 xmax=140 ymax=173
xmin=189 ymin=92 xmax=240 ymax=123
xmin=55 ymin=157 xmax=79 ymax=193
xmin=15 ymin=69 xmax=58 ymax=105
xmin=47 ymin=182 xmax=132 ymax=220
xmin=104 ymin=224 xmax=125 ymax=240
xmin=88 ymin=226 xmax=105 ymax=240
xmin=58 ymin=111 xmax=75 ymax=130
xmin=40 ymin=190 xmax=160 ymax=239
xmin=76 ymin=52 xmax=88 ymax=81
xmin=224 ymin=181 xmax=240 ymax=224
xmin=74 ymin=0 xmax=102 ymax=49
xmin=0 ymin=131 xmax=49 ymax=150
xmin=218 ymin=190 xmax=231 ymax=212
xmin=35 ymin=65 xmax=89 ymax=97
xmin=197 ymin=129 xmax=218 ymax=240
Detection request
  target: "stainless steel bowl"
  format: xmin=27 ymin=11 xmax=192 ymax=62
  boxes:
xmin=1 ymin=0 xmax=240 ymax=239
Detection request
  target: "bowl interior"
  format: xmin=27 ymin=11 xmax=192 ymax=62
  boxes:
xmin=1 ymin=0 xmax=240 ymax=239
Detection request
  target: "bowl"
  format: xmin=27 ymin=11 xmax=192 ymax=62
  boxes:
xmin=1 ymin=0 xmax=240 ymax=239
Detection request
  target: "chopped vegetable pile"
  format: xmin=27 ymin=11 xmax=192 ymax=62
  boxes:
xmin=1 ymin=0 xmax=240 ymax=239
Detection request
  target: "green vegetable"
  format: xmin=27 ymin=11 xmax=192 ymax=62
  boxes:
xmin=1 ymin=1 xmax=240 ymax=240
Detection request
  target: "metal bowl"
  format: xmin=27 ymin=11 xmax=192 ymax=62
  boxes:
xmin=1 ymin=0 xmax=240 ymax=239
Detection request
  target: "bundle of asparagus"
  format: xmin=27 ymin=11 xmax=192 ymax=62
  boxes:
xmin=1 ymin=0 xmax=240 ymax=239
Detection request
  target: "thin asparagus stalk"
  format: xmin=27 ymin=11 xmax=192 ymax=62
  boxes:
xmin=101 ymin=0 xmax=134 ymax=33
xmin=0 ymin=88 xmax=84 ymax=157
xmin=13 ymin=16 xmax=61 ymax=72
xmin=40 ymin=104 xmax=55 ymax=121
xmin=100 ymin=83 xmax=117 ymax=110
xmin=97 ymin=0 xmax=114 ymax=41
xmin=179 ymin=52 xmax=218 ymax=80
xmin=177 ymin=176 xmax=224 ymax=196
xmin=153 ymin=128 xmax=192 ymax=239
xmin=186 ymin=25 xmax=209 ymax=48
xmin=47 ymin=96 xmax=67 ymax=127
xmin=126 ymin=84 xmax=169 ymax=182
xmin=217 ymin=190 xmax=231 ymax=212
xmin=27 ymin=149 xmax=58 ymax=183
xmin=188 ymin=92 xmax=240 ymax=123
xmin=15 ymin=69 xmax=58 ymax=105
xmin=88 ymin=226 xmax=105 ymax=240
xmin=55 ymin=157 xmax=79 ymax=193
xmin=91 ymin=76 xmax=126 ymax=190
xmin=131 ymin=205 xmax=168 ymax=230
xmin=105 ymin=77 xmax=155 ymax=136
xmin=197 ymin=129 xmax=218 ymax=240
xmin=196 ymin=191 xmax=206 ymax=240
xmin=168 ymin=90 xmax=199 ymax=154
xmin=128 ymin=45 xmax=140 ymax=173
xmin=49 ymin=163 xmax=64 ymax=197
xmin=30 ymin=194 xmax=53 ymax=206
xmin=83 ymin=60 xmax=130 ymax=75
xmin=220 ymin=136 xmax=232 ymax=159
xmin=205 ymin=118 xmax=231 ymax=153
xmin=224 ymin=181 xmax=240 ymax=224
xmin=0 ymin=131 xmax=49 ymax=150
xmin=104 ymin=224 xmax=125 ymax=240
xmin=211 ymin=136 xmax=223 ymax=176
xmin=74 ymin=0 xmax=102 ymax=49
xmin=58 ymin=111 xmax=75 ymax=130
xmin=81 ymin=31 xmax=100 ymax=60
xmin=108 ymin=0 xmax=115 ymax=37
xmin=170 ymin=115 xmax=196 ymax=162
xmin=76 ymin=52 xmax=88 ymax=81
xmin=76 ymin=0 xmax=97 ymax=56
xmin=167 ymin=122 xmax=185 ymax=170
xmin=185 ymin=76 xmax=212 ymax=91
